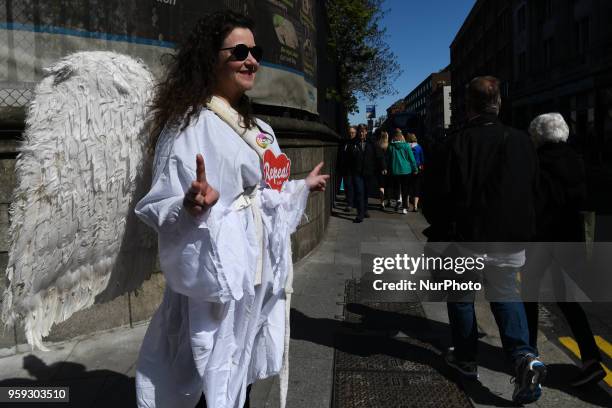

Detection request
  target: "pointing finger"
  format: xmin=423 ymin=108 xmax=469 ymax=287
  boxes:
xmin=309 ymin=162 xmax=324 ymax=176
xmin=196 ymin=154 xmax=207 ymax=184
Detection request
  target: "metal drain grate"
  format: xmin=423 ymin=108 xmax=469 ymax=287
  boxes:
xmin=334 ymin=371 xmax=473 ymax=408
xmin=332 ymin=280 xmax=473 ymax=408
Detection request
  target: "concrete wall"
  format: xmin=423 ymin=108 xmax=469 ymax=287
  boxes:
xmin=0 ymin=110 xmax=338 ymax=350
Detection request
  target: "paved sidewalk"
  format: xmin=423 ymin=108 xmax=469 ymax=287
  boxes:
xmin=0 ymin=200 xmax=610 ymax=407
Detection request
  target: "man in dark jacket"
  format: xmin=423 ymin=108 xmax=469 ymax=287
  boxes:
xmin=337 ymin=126 xmax=357 ymax=211
xmin=426 ymin=76 xmax=546 ymax=404
xmin=348 ymin=123 xmax=380 ymax=223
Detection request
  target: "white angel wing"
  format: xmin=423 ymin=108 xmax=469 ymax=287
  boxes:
xmin=1 ymin=51 xmax=157 ymax=350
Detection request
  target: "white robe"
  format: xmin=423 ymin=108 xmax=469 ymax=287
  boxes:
xmin=134 ymin=109 xmax=309 ymax=408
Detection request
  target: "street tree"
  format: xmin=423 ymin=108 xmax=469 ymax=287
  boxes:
xmin=326 ymin=0 xmax=402 ymax=116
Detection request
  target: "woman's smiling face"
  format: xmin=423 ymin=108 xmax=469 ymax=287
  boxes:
xmin=214 ymin=27 xmax=259 ymax=103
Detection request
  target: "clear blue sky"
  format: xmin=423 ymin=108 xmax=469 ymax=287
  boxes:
xmin=348 ymin=0 xmax=476 ymax=125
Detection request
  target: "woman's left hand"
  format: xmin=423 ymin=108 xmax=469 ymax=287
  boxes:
xmin=305 ymin=162 xmax=330 ymax=192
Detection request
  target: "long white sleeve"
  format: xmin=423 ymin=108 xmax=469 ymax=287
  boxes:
xmin=135 ymin=112 xmax=258 ymax=302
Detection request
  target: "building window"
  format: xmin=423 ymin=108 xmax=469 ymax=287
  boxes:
xmin=517 ymin=4 xmax=526 ymax=32
xmin=543 ymin=38 xmax=553 ymax=68
xmin=576 ymin=17 xmax=590 ymax=56
xmin=545 ymin=0 xmax=553 ymax=20
xmin=500 ymin=9 xmax=510 ymax=34
xmin=500 ymin=81 xmax=509 ymax=97
xmin=518 ymin=51 xmax=526 ymax=76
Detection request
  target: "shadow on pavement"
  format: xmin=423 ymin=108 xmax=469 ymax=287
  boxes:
xmin=345 ymin=303 xmax=511 ymax=375
xmin=543 ymin=363 xmax=611 ymax=407
xmin=330 ymin=209 xmax=354 ymax=222
xmin=331 ymin=198 xmax=389 ymax=222
xmin=0 ymin=355 xmax=135 ymax=408
xmin=291 ymin=305 xmax=611 ymax=407
xmin=291 ymin=307 xmax=510 ymax=407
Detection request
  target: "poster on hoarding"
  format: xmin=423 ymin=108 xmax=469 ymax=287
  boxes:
xmin=0 ymin=0 xmax=318 ymax=113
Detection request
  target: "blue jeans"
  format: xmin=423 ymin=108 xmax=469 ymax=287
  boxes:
xmin=447 ymin=302 xmax=535 ymax=364
xmin=447 ymin=266 xmax=536 ymax=364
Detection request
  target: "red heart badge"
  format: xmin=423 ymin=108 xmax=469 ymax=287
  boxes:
xmin=263 ymin=149 xmax=291 ymax=191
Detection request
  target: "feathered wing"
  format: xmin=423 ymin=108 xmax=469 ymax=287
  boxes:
xmin=1 ymin=51 xmax=157 ymax=350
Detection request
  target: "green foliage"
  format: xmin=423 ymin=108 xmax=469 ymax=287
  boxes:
xmin=326 ymin=0 xmax=402 ymax=114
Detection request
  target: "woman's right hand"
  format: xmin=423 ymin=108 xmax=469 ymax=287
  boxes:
xmin=183 ymin=154 xmax=219 ymax=217
xmin=305 ymin=162 xmax=330 ymax=192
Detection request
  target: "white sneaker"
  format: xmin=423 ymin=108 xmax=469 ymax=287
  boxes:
xmin=402 ymin=208 xmax=408 ymax=214
xmin=512 ymin=354 xmax=546 ymax=404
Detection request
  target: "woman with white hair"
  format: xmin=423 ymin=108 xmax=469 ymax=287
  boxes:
xmin=524 ymin=113 xmax=605 ymax=387
xmin=529 ymin=112 xmax=570 ymax=144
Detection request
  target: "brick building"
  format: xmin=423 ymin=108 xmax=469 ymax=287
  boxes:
xmin=404 ymin=70 xmax=451 ymax=122
xmin=449 ymin=0 xmax=513 ymax=127
xmin=510 ymin=0 xmax=612 ymax=214
xmin=383 ymin=69 xmax=450 ymax=142
xmin=510 ymin=0 xmax=612 ymax=171
xmin=450 ymin=0 xmax=612 ymax=227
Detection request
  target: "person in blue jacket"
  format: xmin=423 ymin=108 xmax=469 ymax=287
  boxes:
xmin=407 ymin=133 xmax=424 ymax=211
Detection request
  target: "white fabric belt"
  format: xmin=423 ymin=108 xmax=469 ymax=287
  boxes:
xmin=232 ymin=187 xmax=264 ymax=286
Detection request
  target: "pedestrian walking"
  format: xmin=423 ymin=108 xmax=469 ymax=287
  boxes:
xmin=338 ymin=126 xmax=357 ymax=212
xmin=427 ymin=76 xmax=546 ymax=404
xmin=522 ymin=113 xmax=606 ymax=387
xmin=134 ymin=10 xmax=329 ymax=407
xmin=386 ymin=129 xmax=418 ymax=214
xmin=376 ymin=131 xmax=390 ymax=209
xmin=407 ymin=133 xmax=424 ymax=212
xmin=347 ymin=124 xmax=379 ymax=223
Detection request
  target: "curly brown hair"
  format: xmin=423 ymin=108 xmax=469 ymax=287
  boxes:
xmin=150 ymin=10 xmax=257 ymax=147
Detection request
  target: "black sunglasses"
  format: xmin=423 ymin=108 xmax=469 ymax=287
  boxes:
xmin=219 ymin=44 xmax=263 ymax=62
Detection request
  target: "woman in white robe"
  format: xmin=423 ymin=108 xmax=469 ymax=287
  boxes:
xmin=133 ymin=10 xmax=328 ymax=408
